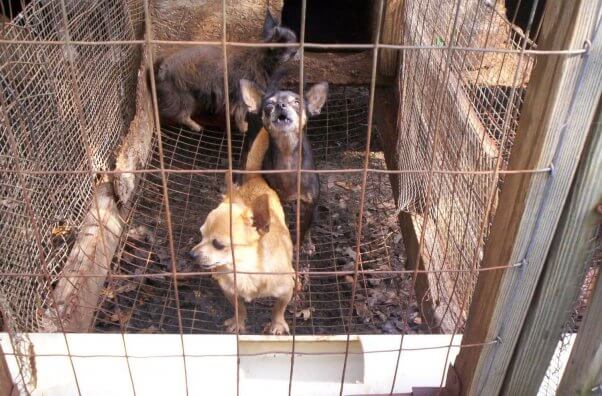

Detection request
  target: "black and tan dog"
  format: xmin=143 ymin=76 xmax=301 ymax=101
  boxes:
xmin=155 ymin=10 xmax=298 ymax=133
xmin=189 ymin=128 xmax=294 ymax=335
xmin=239 ymin=78 xmax=328 ymax=247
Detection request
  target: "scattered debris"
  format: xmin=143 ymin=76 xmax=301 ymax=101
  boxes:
xmin=96 ymin=91 xmax=421 ymax=335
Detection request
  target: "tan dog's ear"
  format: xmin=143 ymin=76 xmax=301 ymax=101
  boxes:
xmin=240 ymin=79 xmax=264 ymax=114
xmin=251 ymin=194 xmax=271 ymax=236
xmin=305 ymin=82 xmax=329 ymax=116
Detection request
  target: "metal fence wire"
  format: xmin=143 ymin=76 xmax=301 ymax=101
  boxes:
xmin=0 ymin=0 xmax=593 ymax=394
xmin=0 ymin=0 xmax=144 ymax=332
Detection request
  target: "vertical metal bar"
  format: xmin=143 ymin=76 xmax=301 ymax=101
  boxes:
xmin=141 ymin=0 xmax=190 ymax=393
xmin=338 ymin=1 xmax=384 ymax=394
xmin=288 ymin=0 xmax=307 ymax=392
xmin=219 ymin=1 xmax=241 ymax=395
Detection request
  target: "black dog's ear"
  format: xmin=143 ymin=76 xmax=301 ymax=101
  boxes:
xmin=251 ymin=194 xmax=271 ymax=235
xmin=262 ymin=9 xmax=278 ymax=39
xmin=240 ymin=79 xmax=264 ymax=114
xmin=305 ymin=82 xmax=329 ymax=116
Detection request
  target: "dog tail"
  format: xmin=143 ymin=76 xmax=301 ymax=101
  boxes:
xmin=245 ymin=127 xmax=269 ymax=180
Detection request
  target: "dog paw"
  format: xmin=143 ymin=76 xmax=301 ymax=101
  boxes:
xmin=188 ymin=123 xmax=202 ymax=132
xmin=224 ymin=317 xmax=246 ymax=333
xmin=269 ymin=320 xmax=290 ymax=335
xmin=182 ymin=118 xmax=202 ymax=132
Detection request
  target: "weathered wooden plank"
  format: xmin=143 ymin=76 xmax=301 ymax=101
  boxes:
xmin=451 ymin=1 xmax=602 ymax=395
xmin=502 ymin=101 xmax=602 ymax=394
xmin=378 ymin=0 xmax=404 ymax=77
xmin=395 ymin=20 xmax=501 ymax=332
xmin=114 ymin=47 xmax=155 ymax=206
xmin=39 ymin=46 xmax=154 ymax=332
xmin=40 ymin=179 xmax=123 ymax=332
xmin=557 ymin=264 xmax=602 ymax=395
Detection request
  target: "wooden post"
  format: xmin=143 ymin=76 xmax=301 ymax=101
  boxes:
xmin=39 ymin=47 xmax=155 ymax=332
xmin=502 ymin=102 xmax=602 ymax=394
xmin=377 ymin=0 xmax=404 ymax=77
xmin=451 ymin=1 xmax=602 ymax=395
xmin=557 ymin=264 xmax=602 ymax=395
xmin=40 ymin=179 xmax=123 ymax=332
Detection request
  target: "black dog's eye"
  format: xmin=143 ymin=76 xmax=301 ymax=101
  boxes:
xmin=212 ymin=239 xmax=225 ymax=250
xmin=293 ymin=99 xmax=300 ymax=106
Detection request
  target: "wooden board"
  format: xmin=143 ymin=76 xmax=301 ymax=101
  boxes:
xmin=40 ymin=179 xmax=123 ymax=332
xmin=40 ymin=48 xmax=154 ymax=332
xmin=114 ymin=47 xmax=155 ymax=206
xmin=502 ymin=98 xmax=602 ymax=394
xmin=377 ymin=0 xmax=404 ymax=77
xmin=451 ymin=1 xmax=602 ymax=395
xmin=393 ymin=2 xmax=505 ymax=334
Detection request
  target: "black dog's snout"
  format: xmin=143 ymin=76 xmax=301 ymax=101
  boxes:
xmin=276 ymin=102 xmax=287 ymax=110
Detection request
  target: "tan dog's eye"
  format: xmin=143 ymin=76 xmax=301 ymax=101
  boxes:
xmin=212 ymin=239 xmax=225 ymax=250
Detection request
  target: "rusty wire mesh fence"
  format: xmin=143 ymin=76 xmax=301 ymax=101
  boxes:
xmin=0 ymin=0 xmax=144 ymax=331
xmin=0 ymin=0 xmax=595 ymax=394
xmin=395 ymin=0 xmax=536 ymax=331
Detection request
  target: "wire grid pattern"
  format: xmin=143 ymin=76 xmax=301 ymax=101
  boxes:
xmin=93 ymin=87 xmax=416 ymax=335
xmin=395 ymin=0 xmax=535 ymax=330
xmin=0 ymin=0 xmax=144 ymax=331
xmin=0 ymin=0 xmax=590 ymax=394
xmin=538 ymin=225 xmax=601 ymax=396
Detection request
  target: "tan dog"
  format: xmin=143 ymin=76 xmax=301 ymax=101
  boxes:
xmin=189 ymin=129 xmax=294 ymax=334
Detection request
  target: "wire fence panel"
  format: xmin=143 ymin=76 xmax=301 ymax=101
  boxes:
xmin=0 ymin=0 xmax=594 ymax=395
xmin=395 ymin=0 xmax=535 ymax=331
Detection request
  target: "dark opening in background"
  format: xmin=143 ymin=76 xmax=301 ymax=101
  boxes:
xmin=281 ymin=0 xmax=373 ymax=51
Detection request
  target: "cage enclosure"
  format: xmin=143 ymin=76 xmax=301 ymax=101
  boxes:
xmin=0 ymin=0 xmax=533 ymax=337
xmin=2 ymin=0 xmax=600 ymax=395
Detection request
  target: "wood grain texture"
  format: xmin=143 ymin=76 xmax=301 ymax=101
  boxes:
xmin=502 ymin=99 xmax=602 ymax=395
xmin=557 ymin=265 xmax=602 ymax=395
xmin=114 ymin=47 xmax=155 ymax=206
xmin=40 ymin=180 xmax=123 ymax=332
xmin=452 ymin=1 xmax=602 ymax=395
xmin=378 ymin=0 xmax=404 ymax=77
xmin=39 ymin=49 xmax=156 ymax=332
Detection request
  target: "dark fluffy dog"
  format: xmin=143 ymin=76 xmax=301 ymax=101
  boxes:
xmin=240 ymin=79 xmax=328 ymax=246
xmin=155 ymin=10 xmax=298 ymax=133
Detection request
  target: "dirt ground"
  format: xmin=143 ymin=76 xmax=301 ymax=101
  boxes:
xmin=93 ymin=86 xmax=429 ymax=335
